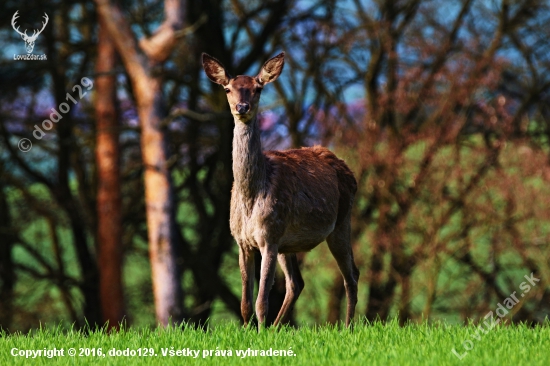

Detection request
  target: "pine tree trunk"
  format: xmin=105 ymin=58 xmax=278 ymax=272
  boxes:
xmin=94 ymin=0 xmax=185 ymax=325
xmin=95 ymin=20 xmax=125 ymax=330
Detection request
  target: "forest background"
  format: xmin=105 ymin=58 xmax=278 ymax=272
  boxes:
xmin=0 ymin=0 xmax=549 ymax=331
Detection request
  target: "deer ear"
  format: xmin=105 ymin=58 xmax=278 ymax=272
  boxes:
xmin=257 ymin=52 xmax=285 ymax=85
xmin=202 ymin=53 xmax=232 ymax=86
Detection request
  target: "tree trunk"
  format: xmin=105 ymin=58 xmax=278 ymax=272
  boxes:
xmin=95 ymin=20 xmax=125 ymax=330
xmin=327 ymin=275 xmax=345 ymax=324
xmin=94 ymin=0 xmax=185 ymax=325
xmin=366 ymin=218 xmax=399 ymax=321
xmin=53 ymin=75 xmax=102 ymax=328
xmin=139 ymin=77 xmax=184 ymax=324
xmin=0 ymin=183 xmax=15 ymax=330
xmin=366 ymin=220 xmax=412 ymax=323
xmin=398 ymin=272 xmax=411 ymax=326
xmin=365 ymin=246 xmax=390 ymax=321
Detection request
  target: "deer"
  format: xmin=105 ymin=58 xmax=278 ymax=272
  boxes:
xmin=11 ymin=11 xmax=49 ymax=54
xmin=202 ymin=52 xmax=359 ymax=329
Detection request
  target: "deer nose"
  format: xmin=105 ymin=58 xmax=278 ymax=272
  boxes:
xmin=236 ymin=103 xmax=250 ymax=114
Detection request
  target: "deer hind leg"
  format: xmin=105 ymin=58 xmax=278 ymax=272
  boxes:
xmin=238 ymin=245 xmax=255 ymax=327
xmin=256 ymin=244 xmax=278 ymax=328
xmin=326 ymin=217 xmax=359 ymax=327
xmin=273 ymin=253 xmax=304 ymax=326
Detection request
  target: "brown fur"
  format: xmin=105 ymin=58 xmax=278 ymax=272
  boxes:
xmin=202 ymin=52 xmax=359 ymax=328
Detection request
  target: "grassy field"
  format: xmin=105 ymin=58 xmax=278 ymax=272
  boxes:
xmin=2 ymin=319 xmax=549 ymax=365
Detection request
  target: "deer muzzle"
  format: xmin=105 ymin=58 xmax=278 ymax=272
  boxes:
xmin=236 ymin=103 xmax=250 ymax=115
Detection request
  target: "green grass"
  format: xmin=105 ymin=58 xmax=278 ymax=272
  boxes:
xmin=2 ymin=320 xmax=549 ymax=365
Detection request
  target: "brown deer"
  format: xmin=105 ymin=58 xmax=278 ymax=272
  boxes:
xmin=202 ymin=52 xmax=359 ymax=328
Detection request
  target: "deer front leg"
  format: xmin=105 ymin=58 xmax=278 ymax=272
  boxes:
xmin=273 ymin=253 xmax=304 ymax=326
xmin=256 ymin=244 xmax=278 ymax=328
xmin=239 ymin=245 xmax=255 ymax=327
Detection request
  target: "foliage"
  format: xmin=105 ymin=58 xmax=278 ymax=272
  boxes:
xmin=2 ymin=0 xmax=550 ymax=331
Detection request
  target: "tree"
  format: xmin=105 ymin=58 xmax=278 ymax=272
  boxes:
xmin=95 ymin=19 xmax=125 ymax=329
xmin=321 ymin=0 xmax=550 ymax=324
xmin=0 ymin=182 xmax=16 ymax=329
xmin=94 ymin=0 xmax=187 ymax=325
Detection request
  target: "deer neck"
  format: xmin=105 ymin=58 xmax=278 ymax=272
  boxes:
xmin=232 ymin=114 xmax=266 ymax=208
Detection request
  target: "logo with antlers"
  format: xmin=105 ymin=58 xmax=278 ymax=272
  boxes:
xmin=11 ymin=11 xmax=49 ymax=54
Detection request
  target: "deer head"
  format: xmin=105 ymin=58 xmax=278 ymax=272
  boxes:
xmin=12 ymin=11 xmax=49 ymax=54
xmin=202 ymin=52 xmax=285 ymax=123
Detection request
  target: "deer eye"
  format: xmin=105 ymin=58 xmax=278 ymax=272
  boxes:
xmin=224 ymin=88 xmax=230 ymax=93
